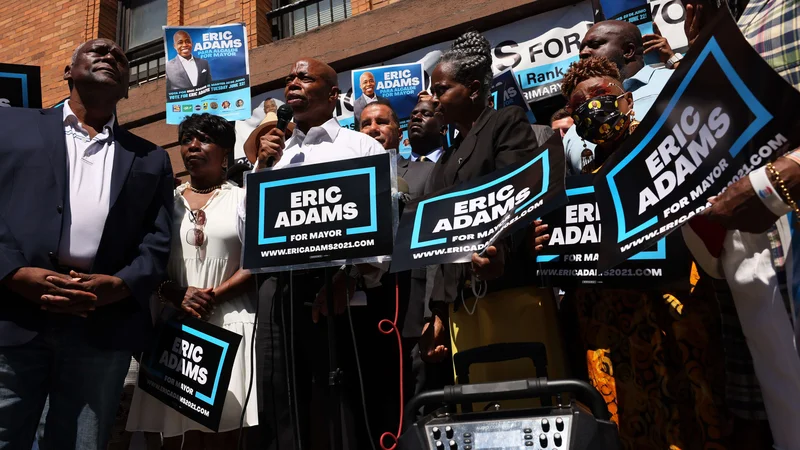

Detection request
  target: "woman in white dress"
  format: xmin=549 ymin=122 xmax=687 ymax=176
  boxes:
xmin=126 ymin=113 xmax=258 ymax=449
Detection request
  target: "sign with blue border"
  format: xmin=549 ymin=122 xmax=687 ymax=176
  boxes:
xmin=242 ymin=154 xmax=395 ymax=272
xmin=138 ymin=309 xmax=241 ymax=431
xmin=163 ymin=24 xmax=250 ymax=124
xmin=351 ymin=62 xmax=424 ymax=128
xmin=391 ymin=134 xmax=567 ymax=272
xmin=0 ymin=63 xmax=41 ymax=108
xmin=490 ymin=68 xmax=537 ymax=124
xmin=593 ymin=11 xmax=800 ymax=270
xmin=536 ymin=175 xmax=691 ymax=288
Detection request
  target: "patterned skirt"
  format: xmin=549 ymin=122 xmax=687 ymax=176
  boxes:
xmin=565 ymin=281 xmax=736 ymax=450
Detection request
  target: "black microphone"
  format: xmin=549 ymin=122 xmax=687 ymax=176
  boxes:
xmin=267 ymin=104 xmax=294 ymax=167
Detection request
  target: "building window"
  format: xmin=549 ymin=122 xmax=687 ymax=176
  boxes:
xmin=268 ymin=0 xmax=352 ymax=41
xmin=118 ymin=0 xmax=167 ymax=86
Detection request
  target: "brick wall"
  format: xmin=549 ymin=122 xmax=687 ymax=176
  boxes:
xmin=0 ymin=0 xmax=105 ymax=107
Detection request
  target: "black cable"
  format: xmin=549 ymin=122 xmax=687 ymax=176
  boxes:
xmin=290 ymin=271 xmax=303 ymax=450
xmin=280 ymin=273 xmax=296 ymax=450
xmin=270 ymin=275 xmax=281 ymax=450
xmin=345 ymin=280 xmax=378 ymax=450
xmin=238 ymin=274 xmax=261 ymax=450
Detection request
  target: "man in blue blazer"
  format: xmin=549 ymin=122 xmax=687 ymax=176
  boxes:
xmin=0 ymin=39 xmax=173 ymax=449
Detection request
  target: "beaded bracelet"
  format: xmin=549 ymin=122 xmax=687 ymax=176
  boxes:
xmin=765 ymin=162 xmax=800 ymax=221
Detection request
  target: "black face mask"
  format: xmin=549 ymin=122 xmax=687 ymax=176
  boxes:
xmin=572 ymin=94 xmax=631 ymax=145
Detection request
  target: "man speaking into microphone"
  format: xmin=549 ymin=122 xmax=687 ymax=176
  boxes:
xmin=237 ymin=58 xmax=385 ymax=449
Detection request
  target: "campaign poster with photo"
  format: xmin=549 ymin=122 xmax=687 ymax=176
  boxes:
xmin=490 ymin=68 xmax=537 ymax=123
xmin=242 ymin=154 xmax=396 ymax=272
xmin=593 ymin=11 xmax=800 ymax=270
xmin=164 ymin=24 xmax=250 ymax=124
xmin=0 ymin=63 xmax=42 ymax=108
xmin=139 ymin=309 xmax=241 ymax=431
xmin=351 ymin=62 xmax=424 ymax=128
xmin=391 ymin=134 xmax=567 ymax=272
xmin=536 ymin=175 xmax=692 ymax=288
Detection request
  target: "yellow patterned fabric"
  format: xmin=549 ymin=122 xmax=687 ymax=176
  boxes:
xmin=567 ymin=278 xmax=735 ymax=450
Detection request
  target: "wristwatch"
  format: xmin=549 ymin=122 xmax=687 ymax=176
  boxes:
xmin=666 ymin=53 xmax=683 ymax=69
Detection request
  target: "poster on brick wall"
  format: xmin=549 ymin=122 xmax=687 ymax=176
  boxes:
xmin=235 ymin=1 xmax=596 ymax=160
xmin=0 ymin=63 xmax=42 ymax=108
xmin=163 ymin=24 xmax=250 ymax=124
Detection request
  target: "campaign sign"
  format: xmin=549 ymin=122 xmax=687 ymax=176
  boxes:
xmin=242 ymin=154 xmax=395 ymax=272
xmin=600 ymin=0 xmax=659 ymax=65
xmin=139 ymin=309 xmax=241 ymax=431
xmin=351 ymin=62 xmax=424 ymax=126
xmin=0 ymin=63 xmax=42 ymax=108
xmin=392 ymin=136 xmax=567 ymax=272
xmin=490 ymin=68 xmax=537 ymax=124
xmin=164 ymin=24 xmax=250 ymax=124
xmin=593 ymin=11 xmax=800 ymax=270
xmin=536 ymin=175 xmax=692 ymax=288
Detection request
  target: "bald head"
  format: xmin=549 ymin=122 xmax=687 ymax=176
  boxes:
xmin=285 ymin=58 xmax=340 ymax=132
xmin=579 ymin=20 xmax=643 ymax=80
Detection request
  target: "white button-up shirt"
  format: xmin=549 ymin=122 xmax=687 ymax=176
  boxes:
xmin=58 ymin=100 xmax=116 ymax=271
xmin=179 ymin=55 xmax=199 ymax=86
xmin=238 ymin=117 xmax=385 ymax=238
xmin=237 ymin=118 xmax=387 ymax=286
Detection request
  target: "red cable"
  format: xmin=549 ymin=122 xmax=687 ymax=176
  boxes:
xmin=378 ymin=273 xmax=403 ymax=450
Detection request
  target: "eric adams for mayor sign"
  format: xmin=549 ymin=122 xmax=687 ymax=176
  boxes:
xmin=391 ymin=135 xmax=566 ymax=272
xmin=242 ymin=154 xmax=395 ymax=272
xmin=593 ymin=11 xmax=800 ymax=270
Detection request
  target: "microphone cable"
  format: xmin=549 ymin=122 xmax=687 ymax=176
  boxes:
xmin=238 ymin=273 xmax=262 ymax=450
xmin=345 ymin=278 xmax=378 ymax=450
xmin=345 ymin=274 xmax=405 ymax=450
xmin=289 ymin=270 xmax=303 ymax=450
xmin=377 ymin=274 xmax=404 ymax=450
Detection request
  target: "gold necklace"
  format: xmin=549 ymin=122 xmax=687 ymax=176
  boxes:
xmin=189 ymin=184 xmax=222 ymax=194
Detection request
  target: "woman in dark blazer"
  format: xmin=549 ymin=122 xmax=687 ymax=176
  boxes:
xmin=419 ymin=31 xmax=564 ymax=373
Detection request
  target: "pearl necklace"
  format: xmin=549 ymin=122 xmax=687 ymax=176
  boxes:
xmin=189 ymin=184 xmax=222 ymax=194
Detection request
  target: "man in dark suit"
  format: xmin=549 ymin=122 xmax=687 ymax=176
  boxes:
xmin=166 ymin=30 xmax=212 ymax=91
xmin=352 ymin=71 xmax=388 ymax=130
xmin=0 ymin=39 xmax=173 ymax=449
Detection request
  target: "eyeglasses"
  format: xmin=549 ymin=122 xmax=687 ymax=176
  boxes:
xmin=186 ymin=209 xmax=206 ymax=248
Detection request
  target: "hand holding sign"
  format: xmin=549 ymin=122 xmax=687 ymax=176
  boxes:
xmin=529 ymin=219 xmax=551 ymax=254
xmin=700 ymin=156 xmax=800 ymax=233
xmin=642 ymin=30 xmax=675 ymax=65
xmin=471 ymin=245 xmax=505 ymax=281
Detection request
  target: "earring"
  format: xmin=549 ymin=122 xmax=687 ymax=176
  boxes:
xmin=580 ymin=140 xmax=595 ymax=174
xmin=628 ymin=109 xmax=640 ymax=134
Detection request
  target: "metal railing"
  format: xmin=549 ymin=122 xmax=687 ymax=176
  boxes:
xmin=267 ymin=0 xmax=352 ymax=41
xmin=127 ymin=40 xmax=165 ymax=87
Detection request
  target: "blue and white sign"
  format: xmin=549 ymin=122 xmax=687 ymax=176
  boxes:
xmin=351 ymin=62 xmax=424 ymax=128
xmin=138 ymin=310 xmax=242 ymax=431
xmin=536 ymin=175 xmax=692 ymax=288
xmin=391 ymin=134 xmax=567 ymax=272
xmin=490 ymin=68 xmax=537 ymax=124
xmin=594 ymin=11 xmax=800 ymax=270
xmin=242 ymin=154 xmax=396 ymax=272
xmin=164 ymin=24 xmax=250 ymax=124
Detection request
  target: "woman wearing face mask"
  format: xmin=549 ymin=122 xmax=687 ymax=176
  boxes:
xmin=126 ymin=114 xmax=258 ymax=449
xmin=418 ymin=31 xmax=570 ymax=396
xmin=555 ymin=56 xmax=740 ymax=449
